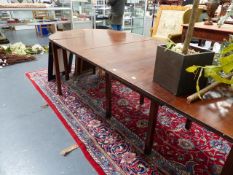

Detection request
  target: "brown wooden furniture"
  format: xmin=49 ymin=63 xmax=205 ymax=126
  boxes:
xmin=210 ymin=17 xmax=233 ymax=25
xmin=182 ymin=21 xmax=233 ymax=42
xmin=159 ymin=0 xmax=182 ymax=5
xmin=49 ymin=29 xmax=233 ymax=174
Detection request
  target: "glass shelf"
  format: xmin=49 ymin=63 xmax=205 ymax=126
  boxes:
xmin=71 ymin=0 xmax=93 ymax=29
xmin=92 ymin=0 xmax=146 ymax=34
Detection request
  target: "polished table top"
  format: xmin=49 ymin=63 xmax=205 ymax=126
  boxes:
xmin=49 ymin=29 xmax=152 ymax=43
xmin=182 ymin=22 xmax=233 ymax=34
xmin=49 ymin=29 xmax=233 ymax=142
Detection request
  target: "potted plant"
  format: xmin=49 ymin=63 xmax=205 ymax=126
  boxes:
xmin=186 ymin=36 xmax=233 ymax=102
xmin=153 ymin=0 xmax=215 ymax=96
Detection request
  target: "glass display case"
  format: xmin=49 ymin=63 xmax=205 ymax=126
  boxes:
xmin=143 ymin=0 xmax=158 ymax=36
xmin=71 ymin=0 xmax=93 ymax=29
xmin=0 ymin=1 xmax=73 ymax=32
xmin=0 ymin=0 xmax=150 ymax=35
xmin=124 ymin=0 xmax=146 ymax=34
xmin=93 ymin=0 xmax=111 ymax=29
xmin=92 ymin=0 xmax=147 ymax=34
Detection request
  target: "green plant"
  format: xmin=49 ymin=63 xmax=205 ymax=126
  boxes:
xmin=0 ymin=42 xmax=48 ymax=55
xmin=0 ymin=42 xmax=48 ymax=68
xmin=186 ymin=38 xmax=233 ymax=98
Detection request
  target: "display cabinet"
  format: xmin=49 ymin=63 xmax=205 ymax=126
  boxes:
xmin=144 ymin=0 xmax=158 ymax=36
xmin=92 ymin=0 xmax=147 ymax=34
xmin=71 ymin=0 xmax=93 ymax=29
xmin=92 ymin=0 xmax=110 ymax=28
xmin=0 ymin=2 xmax=72 ymax=35
xmin=0 ymin=0 xmax=150 ymax=36
xmin=124 ymin=0 xmax=146 ymax=34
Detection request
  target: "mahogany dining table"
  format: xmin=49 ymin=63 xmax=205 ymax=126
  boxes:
xmin=48 ymin=29 xmax=233 ymax=174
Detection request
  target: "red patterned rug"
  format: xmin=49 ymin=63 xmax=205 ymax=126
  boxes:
xmin=26 ymin=70 xmax=231 ymax=175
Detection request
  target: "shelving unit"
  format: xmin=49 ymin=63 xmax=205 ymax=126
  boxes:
xmin=0 ymin=0 xmax=150 ymax=36
xmin=0 ymin=1 xmax=95 ymax=33
xmin=0 ymin=4 xmax=73 ymax=35
xmin=92 ymin=0 xmax=147 ymax=34
xmin=124 ymin=0 xmax=147 ymax=34
xmin=71 ymin=0 xmax=93 ymax=29
xmin=93 ymin=0 xmax=110 ymax=28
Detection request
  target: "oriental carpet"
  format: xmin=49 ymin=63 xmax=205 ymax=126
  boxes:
xmin=26 ymin=70 xmax=231 ymax=175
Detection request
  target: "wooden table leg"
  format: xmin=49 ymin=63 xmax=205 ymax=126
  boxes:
xmin=185 ymin=118 xmax=192 ymax=130
xmin=52 ymin=43 xmax=62 ymax=95
xmin=73 ymin=55 xmax=78 ymax=77
xmin=73 ymin=56 xmax=82 ymax=78
xmin=221 ymin=147 xmax=233 ymax=175
xmin=77 ymin=57 xmax=82 ymax=75
xmin=48 ymin=42 xmax=55 ymax=81
xmin=80 ymin=59 xmax=83 ymax=73
xmin=144 ymin=101 xmax=159 ymax=155
xmin=140 ymin=94 xmax=144 ymax=105
xmin=62 ymin=49 xmax=69 ymax=81
xmin=68 ymin=52 xmax=73 ymax=73
xmin=92 ymin=66 xmax=96 ymax=75
xmin=105 ymin=73 xmax=112 ymax=119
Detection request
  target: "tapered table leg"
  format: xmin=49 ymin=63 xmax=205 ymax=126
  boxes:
xmin=144 ymin=101 xmax=159 ymax=154
xmin=92 ymin=66 xmax=96 ymax=75
xmin=221 ymin=147 xmax=233 ymax=175
xmin=105 ymin=73 xmax=112 ymax=119
xmin=73 ymin=55 xmax=78 ymax=77
xmin=48 ymin=42 xmax=55 ymax=81
xmin=77 ymin=56 xmax=82 ymax=75
xmin=185 ymin=118 xmax=192 ymax=130
xmin=68 ymin=52 xmax=73 ymax=73
xmin=80 ymin=59 xmax=83 ymax=73
xmin=52 ymin=43 xmax=62 ymax=95
xmin=62 ymin=49 xmax=69 ymax=80
xmin=73 ymin=55 xmax=82 ymax=78
xmin=140 ymin=94 xmax=144 ymax=105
